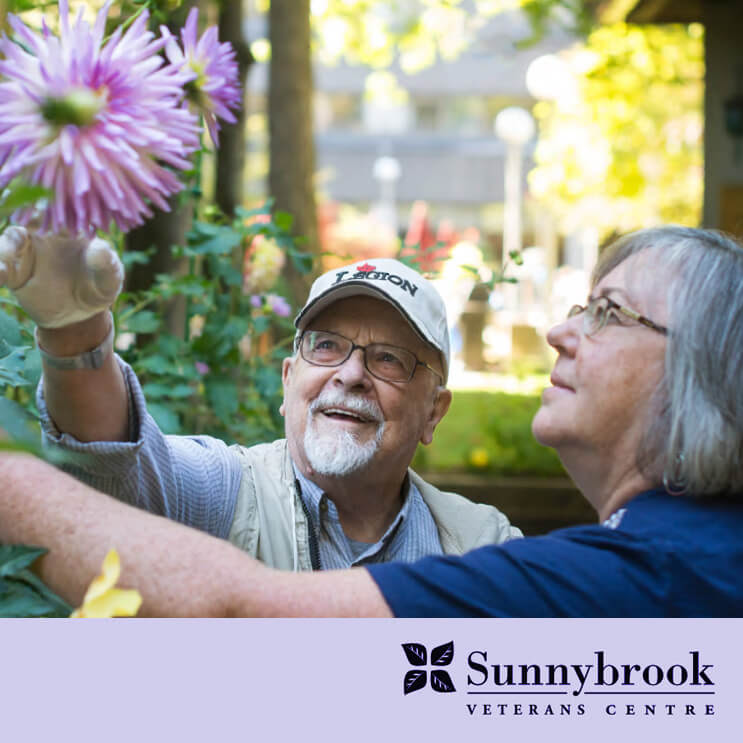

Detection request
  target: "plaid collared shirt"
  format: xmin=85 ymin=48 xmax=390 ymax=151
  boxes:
xmin=294 ymin=467 xmax=443 ymax=569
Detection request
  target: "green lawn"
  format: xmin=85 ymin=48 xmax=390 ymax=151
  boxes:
xmin=412 ymin=389 xmax=566 ymax=477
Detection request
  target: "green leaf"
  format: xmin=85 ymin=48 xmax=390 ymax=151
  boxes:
xmin=0 ymin=397 xmax=39 ymax=444
xmin=142 ymin=382 xmax=193 ymax=400
xmin=0 ymin=544 xmax=47 ymax=577
xmin=121 ymin=249 xmax=154 ymax=269
xmin=213 ymin=263 xmax=244 ymax=287
xmin=136 ymin=354 xmax=181 ymax=376
xmin=122 ymin=310 xmax=160 ymax=334
xmin=147 ymin=402 xmax=181 ymax=434
xmin=0 ymin=180 xmax=52 ymax=215
xmin=273 ymin=211 xmax=294 ymax=231
xmin=0 ymin=581 xmax=65 ymax=617
xmin=7 ymin=569 xmax=73 ymax=616
xmin=509 ymin=250 xmax=524 ymax=266
xmin=253 ymin=316 xmax=270 ymax=334
xmin=22 ymin=346 xmax=42 ymax=390
xmin=0 ymin=309 xmax=24 ymax=346
xmin=234 ymin=201 xmax=273 ymax=221
xmin=288 ymin=248 xmax=313 ymax=275
xmin=205 ymin=377 xmax=239 ymax=423
xmin=0 ymin=544 xmax=72 ymax=618
xmin=0 ymin=346 xmax=33 ymax=386
xmin=254 ymin=366 xmax=282 ymax=399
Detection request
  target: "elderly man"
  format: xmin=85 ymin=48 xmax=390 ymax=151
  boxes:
xmin=2 ymin=225 xmax=742 ymax=618
xmin=0 ymin=227 xmax=520 ymax=571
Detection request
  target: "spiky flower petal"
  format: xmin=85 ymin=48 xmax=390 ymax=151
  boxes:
xmin=0 ymin=0 xmax=200 ymax=235
xmin=162 ymin=7 xmax=241 ymax=146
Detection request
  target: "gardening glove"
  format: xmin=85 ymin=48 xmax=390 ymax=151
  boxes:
xmin=0 ymin=225 xmax=124 ymax=328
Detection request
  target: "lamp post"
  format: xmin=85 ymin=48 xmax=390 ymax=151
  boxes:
xmin=372 ymin=155 xmax=402 ymax=236
xmin=494 ymin=106 xmax=535 ymax=260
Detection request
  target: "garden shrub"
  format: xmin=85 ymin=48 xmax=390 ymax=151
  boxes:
xmin=412 ymin=389 xmax=565 ymax=477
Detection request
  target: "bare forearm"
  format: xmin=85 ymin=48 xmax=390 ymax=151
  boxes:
xmin=0 ymin=454 xmax=393 ymax=617
xmin=39 ymin=312 xmax=130 ymax=441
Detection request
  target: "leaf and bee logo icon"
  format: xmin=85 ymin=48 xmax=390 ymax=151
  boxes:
xmin=402 ymin=641 xmax=456 ymax=695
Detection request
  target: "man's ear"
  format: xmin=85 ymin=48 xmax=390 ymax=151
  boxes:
xmin=420 ymin=387 xmax=452 ymax=446
xmin=279 ymin=357 xmax=294 ymax=417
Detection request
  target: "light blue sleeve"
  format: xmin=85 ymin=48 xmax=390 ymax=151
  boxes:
xmin=37 ymin=355 xmax=243 ymax=539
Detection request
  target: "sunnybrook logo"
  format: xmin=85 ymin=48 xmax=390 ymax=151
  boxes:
xmin=402 ymin=641 xmax=456 ymax=694
xmin=401 ymin=645 xmax=717 ymax=717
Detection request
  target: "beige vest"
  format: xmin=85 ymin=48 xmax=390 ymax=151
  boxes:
xmin=227 ymin=439 xmax=522 ymax=571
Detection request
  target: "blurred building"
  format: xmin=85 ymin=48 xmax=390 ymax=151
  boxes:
xmin=243 ymin=4 xmax=575 ymax=249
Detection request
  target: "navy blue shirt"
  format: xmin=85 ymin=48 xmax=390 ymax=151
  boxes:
xmin=367 ymin=490 xmax=743 ymax=617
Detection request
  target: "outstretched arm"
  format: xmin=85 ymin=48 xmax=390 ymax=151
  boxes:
xmin=0 ymin=453 xmax=393 ymax=618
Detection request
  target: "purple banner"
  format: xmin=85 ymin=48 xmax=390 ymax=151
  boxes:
xmin=0 ymin=619 xmax=739 ymax=741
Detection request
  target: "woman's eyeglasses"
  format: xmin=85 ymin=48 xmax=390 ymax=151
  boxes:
xmin=568 ymin=296 xmax=668 ymax=337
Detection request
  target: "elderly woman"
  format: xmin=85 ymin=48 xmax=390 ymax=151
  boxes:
xmin=1 ymin=225 xmax=742 ymax=616
xmin=365 ymin=225 xmax=743 ymax=616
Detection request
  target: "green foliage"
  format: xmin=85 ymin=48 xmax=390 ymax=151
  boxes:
xmin=0 ymin=203 xmax=307 ymax=615
xmin=530 ymin=23 xmax=704 ymax=236
xmin=519 ymin=0 xmax=594 ymax=44
xmin=309 ymin=1 xmax=594 ymax=73
xmin=0 ymin=544 xmax=72 ymax=617
xmin=412 ymin=389 xmax=565 ymax=476
xmin=0 ymin=295 xmax=42 ymax=452
xmin=0 ymin=179 xmax=52 ymax=232
xmin=115 ymin=203 xmax=307 ymax=444
xmin=0 ymin=180 xmax=54 ymax=449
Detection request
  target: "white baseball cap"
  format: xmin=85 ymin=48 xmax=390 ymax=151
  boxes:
xmin=294 ymin=258 xmax=450 ymax=381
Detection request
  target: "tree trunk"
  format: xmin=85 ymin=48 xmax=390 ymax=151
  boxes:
xmin=216 ymin=0 xmax=254 ymax=217
xmin=268 ymin=0 xmax=317 ymax=303
xmin=125 ymin=199 xmax=193 ymax=340
xmin=122 ymin=1 xmax=197 ymax=342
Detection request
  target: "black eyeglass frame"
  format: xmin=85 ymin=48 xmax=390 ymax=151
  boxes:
xmin=568 ymin=295 xmax=668 ymax=337
xmin=296 ymin=329 xmax=444 ymax=384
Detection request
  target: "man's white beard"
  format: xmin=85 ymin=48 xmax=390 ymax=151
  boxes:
xmin=303 ymin=392 xmax=385 ymax=477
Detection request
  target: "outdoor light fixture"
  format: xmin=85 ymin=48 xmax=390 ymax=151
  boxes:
xmin=494 ymin=106 xmax=535 ymax=259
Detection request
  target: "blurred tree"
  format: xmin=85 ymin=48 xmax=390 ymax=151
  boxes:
xmin=217 ymin=0 xmax=254 ymax=217
xmin=264 ymin=0 xmax=594 ymax=302
xmin=269 ymin=0 xmax=317 ymax=301
xmin=124 ymin=0 xmax=198 ymax=340
xmin=309 ymin=0 xmax=592 ymax=72
xmin=529 ymin=23 xmax=704 ymax=237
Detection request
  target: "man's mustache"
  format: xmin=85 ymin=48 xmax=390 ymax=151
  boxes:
xmin=308 ymin=392 xmax=384 ymax=425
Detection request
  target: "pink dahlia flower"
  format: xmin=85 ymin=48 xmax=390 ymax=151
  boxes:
xmin=162 ymin=8 xmax=241 ymax=146
xmin=0 ymin=0 xmax=200 ymax=235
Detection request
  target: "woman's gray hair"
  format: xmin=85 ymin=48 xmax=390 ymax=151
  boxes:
xmin=592 ymin=225 xmax=743 ymax=497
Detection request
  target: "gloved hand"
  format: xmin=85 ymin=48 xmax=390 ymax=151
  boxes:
xmin=0 ymin=226 xmax=124 ymax=328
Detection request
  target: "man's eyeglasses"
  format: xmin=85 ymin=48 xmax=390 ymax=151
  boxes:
xmin=568 ymin=295 xmax=668 ymax=337
xmin=297 ymin=329 xmax=444 ymax=384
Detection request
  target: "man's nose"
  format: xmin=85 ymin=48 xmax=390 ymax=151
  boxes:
xmin=332 ymin=347 xmax=373 ymax=389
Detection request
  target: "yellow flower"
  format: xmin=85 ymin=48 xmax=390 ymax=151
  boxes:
xmin=469 ymin=447 xmax=490 ymax=469
xmin=70 ymin=549 xmax=142 ymax=618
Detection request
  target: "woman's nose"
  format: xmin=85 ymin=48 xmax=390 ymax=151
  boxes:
xmin=546 ymin=313 xmax=581 ymax=356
